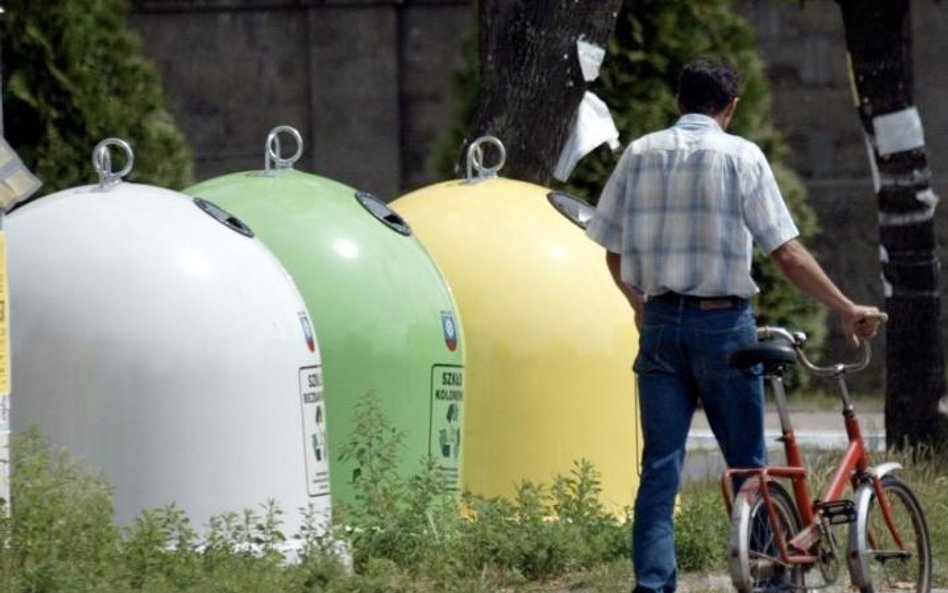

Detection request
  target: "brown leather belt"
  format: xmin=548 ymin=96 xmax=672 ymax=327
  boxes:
xmin=649 ymin=292 xmax=746 ymax=310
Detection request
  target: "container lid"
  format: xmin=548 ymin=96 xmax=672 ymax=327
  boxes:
xmin=547 ymin=191 xmax=594 ymax=230
xmin=355 ymin=191 xmax=412 ymax=236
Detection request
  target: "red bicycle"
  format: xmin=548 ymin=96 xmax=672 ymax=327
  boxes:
xmin=722 ymin=325 xmax=932 ymax=593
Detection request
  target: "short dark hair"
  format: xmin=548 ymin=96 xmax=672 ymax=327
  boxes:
xmin=677 ymin=57 xmax=740 ymax=115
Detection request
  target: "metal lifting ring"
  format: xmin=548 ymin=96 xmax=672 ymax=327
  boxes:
xmin=92 ymin=138 xmax=134 ymax=189
xmin=264 ymin=125 xmax=304 ymax=175
xmin=465 ymin=135 xmax=506 ymax=181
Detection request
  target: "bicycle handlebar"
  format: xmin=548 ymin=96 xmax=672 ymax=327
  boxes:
xmin=757 ymin=315 xmax=887 ymax=377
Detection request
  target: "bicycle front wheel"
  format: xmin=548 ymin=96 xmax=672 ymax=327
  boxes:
xmin=729 ymin=479 xmax=806 ymax=593
xmin=849 ymin=475 xmax=931 ymax=593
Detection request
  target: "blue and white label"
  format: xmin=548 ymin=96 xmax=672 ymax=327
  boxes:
xmin=441 ymin=311 xmax=458 ymax=352
xmin=298 ymin=311 xmax=316 ymax=353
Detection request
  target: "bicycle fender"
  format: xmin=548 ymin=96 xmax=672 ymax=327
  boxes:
xmin=866 ymin=461 xmax=902 ymax=480
xmin=729 ymin=476 xmax=761 ymax=591
xmin=846 ymin=463 xmax=902 ymax=588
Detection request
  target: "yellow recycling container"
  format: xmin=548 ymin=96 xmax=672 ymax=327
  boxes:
xmin=392 ymin=137 xmax=641 ymax=516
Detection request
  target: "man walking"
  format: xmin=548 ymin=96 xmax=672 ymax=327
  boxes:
xmin=585 ymin=56 xmax=883 ymax=593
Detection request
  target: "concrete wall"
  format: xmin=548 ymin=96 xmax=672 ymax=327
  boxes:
xmin=129 ymin=0 xmax=472 ymax=199
xmin=129 ymin=0 xmax=948 ymax=387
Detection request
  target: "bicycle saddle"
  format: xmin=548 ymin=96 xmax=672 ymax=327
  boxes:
xmin=727 ymin=341 xmax=797 ymax=371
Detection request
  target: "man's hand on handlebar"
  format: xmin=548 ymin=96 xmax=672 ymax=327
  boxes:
xmin=842 ymin=305 xmax=886 ymax=347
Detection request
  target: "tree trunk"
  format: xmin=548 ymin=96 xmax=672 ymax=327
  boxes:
xmin=836 ymin=0 xmax=947 ymax=450
xmin=465 ymin=0 xmax=622 ymax=185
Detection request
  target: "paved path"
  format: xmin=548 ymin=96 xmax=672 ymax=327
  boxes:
xmin=689 ymin=409 xmax=885 ymax=448
xmin=684 ymin=409 xmax=885 ymax=482
xmin=676 ymin=571 xmax=948 ymax=593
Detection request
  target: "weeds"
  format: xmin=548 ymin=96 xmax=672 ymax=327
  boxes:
xmin=872 ymin=446 xmax=948 ymax=586
xmin=1 ymin=400 xmax=944 ymax=593
xmin=452 ymin=463 xmax=631 ymax=583
xmin=334 ymin=394 xmax=631 ymax=585
xmin=2 ymin=428 xmax=122 ymax=592
xmin=674 ymin=482 xmax=728 ymax=573
xmin=333 ymin=394 xmax=455 ymax=574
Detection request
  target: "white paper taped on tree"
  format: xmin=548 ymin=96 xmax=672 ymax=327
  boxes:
xmin=879 ymin=245 xmax=892 ymax=298
xmin=576 ymin=38 xmax=606 ymax=82
xmin=553 ymin=91 xmax=620 ymax=182
xmin=0 ymin=138 xmax=41 ymax=210
xmin=879 ymin=188 xmax=940 ymax=227
xmin=863 ymin=133 xmax=881 ymax=193
xmin=872 ymin=106 xmax=925 ymax=157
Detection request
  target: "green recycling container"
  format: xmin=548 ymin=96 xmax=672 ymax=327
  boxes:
xmin=185 ymin=127 xmax=465 ymax=506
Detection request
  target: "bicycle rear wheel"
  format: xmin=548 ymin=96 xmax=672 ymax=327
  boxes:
xmin=849 ymin=475 xmax=931 ymax=593
xmin=729 ymin=479 xmax=806 ymax=593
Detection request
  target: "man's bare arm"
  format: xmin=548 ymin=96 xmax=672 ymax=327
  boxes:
xmin=769 ymin=238 xmax=883 ymax=345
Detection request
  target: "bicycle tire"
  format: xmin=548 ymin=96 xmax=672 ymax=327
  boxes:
xmin=849 ymin=475 xmax=932 ymax=593
xmin=729 ymin=478 xmax=807 ymax=593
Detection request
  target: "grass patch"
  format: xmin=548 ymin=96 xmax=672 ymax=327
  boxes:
xmin=880 ymin=448 xmax=948 ymax=586
xmin=675 ymin=481 xmax=729 ymax=574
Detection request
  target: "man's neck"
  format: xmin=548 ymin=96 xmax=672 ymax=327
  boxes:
xmin=677 ymin=99 xmax=736 ymax=130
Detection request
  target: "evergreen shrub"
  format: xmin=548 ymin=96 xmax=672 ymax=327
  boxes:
xmin=2 ymin=0 xmax=192 ymax=195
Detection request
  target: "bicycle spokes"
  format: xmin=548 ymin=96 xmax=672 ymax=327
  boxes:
xmin=865 ymin=501 xmax=919 ymax=589
xmin=851 ymin=475 xmax=931 ymax=593
xmin=731 ymin=481 xmax=807 ymax=593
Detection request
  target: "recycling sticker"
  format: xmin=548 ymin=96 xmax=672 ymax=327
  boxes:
xmin=299 ymin=366 xmax=330 ymax=497
xmin=430 ymin=364 xmax=463 ymax=492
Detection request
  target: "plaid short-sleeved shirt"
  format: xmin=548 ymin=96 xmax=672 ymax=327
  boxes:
xmin=585 ymin=114 xmax=799 ymax=299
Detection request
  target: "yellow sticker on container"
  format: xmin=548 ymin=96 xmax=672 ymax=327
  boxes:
xmin=0 ymin=232 xmax=9 ymax=397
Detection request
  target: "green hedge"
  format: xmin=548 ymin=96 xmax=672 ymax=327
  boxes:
xmin=2 ymin=0 xmax=192 ymax=195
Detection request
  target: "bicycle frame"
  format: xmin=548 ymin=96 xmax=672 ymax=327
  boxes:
xmin=720 ymin=333 xmax=906 ymax=569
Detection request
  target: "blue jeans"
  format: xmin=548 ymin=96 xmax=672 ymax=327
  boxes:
xmin=632 ymin=296 xmax=765 ymax=593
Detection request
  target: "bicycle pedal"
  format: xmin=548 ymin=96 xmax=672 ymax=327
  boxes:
xmin=816 ymin=499 xmax=856 ymax=525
